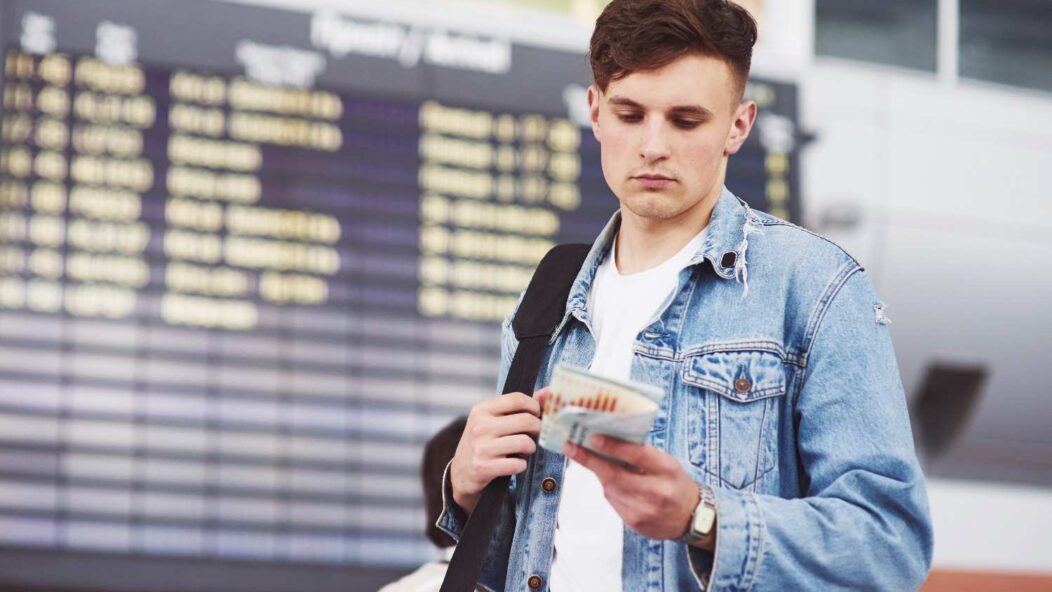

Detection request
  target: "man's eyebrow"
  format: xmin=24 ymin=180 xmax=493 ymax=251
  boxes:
xmin=668 ymin=104 xmax=713 ymax=118
xmin=607 ymin=96 xmax=644 ymax=109
xmin=607 ymin=95 xmax=713 ymax=118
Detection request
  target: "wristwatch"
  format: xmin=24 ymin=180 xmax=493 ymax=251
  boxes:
xmin=682 ymin=483 xmax=717 ymax=546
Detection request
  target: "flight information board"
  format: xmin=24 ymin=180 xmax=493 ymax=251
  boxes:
xmin=0 ymin=1 xmax=802 ymax=590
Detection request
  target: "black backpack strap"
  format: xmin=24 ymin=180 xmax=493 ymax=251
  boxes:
xmin=441 ymin=243 xmax=591 ymax=592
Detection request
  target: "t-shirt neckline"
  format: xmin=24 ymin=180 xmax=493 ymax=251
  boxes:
xmin=608 ymin=227 xmax=707 ymax=282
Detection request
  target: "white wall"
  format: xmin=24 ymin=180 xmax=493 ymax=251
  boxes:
xmin=799 ymin=58 xmax=1052 ymax=456
xmin=928 ymin=478 xmax=1052 ymax=573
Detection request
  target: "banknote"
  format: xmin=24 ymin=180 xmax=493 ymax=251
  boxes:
xmin=538 ymin=364 xmax=663 ymax=469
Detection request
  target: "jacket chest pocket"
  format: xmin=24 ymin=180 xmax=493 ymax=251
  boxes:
xmin=682 ymin=349 xmax=787 ymax=490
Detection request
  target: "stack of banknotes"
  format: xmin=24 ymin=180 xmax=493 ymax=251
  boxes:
xmin=538 ymin=364 xmax=663 ymax=468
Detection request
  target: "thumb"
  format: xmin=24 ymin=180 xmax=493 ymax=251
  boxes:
xmin=533 ymin=386 xmax=552 ymax=413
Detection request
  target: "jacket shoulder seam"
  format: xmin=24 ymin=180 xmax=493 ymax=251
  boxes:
xmin=756 ymin=216 xmax=865 ymax=271
xmin=799 ymin=261 xmax=864 ymax=370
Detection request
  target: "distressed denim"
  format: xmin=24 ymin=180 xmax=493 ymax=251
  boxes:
xmin=438 ymin=187 xmax=933 ymax=591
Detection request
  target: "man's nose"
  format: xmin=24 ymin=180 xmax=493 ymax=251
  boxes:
xmin=639 ymin=120 xmax=671 ymax=162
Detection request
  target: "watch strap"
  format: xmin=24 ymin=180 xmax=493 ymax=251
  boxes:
xmin=682 ymin=483 xmax=717 ymax=545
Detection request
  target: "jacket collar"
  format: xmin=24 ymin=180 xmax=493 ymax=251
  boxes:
xmin=552 ymin=186 xmax=759 ymax=342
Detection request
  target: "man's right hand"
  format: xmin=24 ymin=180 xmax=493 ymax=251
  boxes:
xmin=449 ymin=388 xmax=548 ymax=514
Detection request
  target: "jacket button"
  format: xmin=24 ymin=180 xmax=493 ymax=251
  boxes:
xmin=734 ymin=378 xmax=751 ymax=393
xmin=541 ymin=477 xmax=557 ymax=493
xmin=721 ymin=251 xmax=737 ymax=268
xmin=527 ymin=574 xmax=543 ymax=589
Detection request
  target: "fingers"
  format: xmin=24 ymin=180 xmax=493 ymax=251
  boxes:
xmin=566 ymin=438 xmax=670 ymax=487
xmin=564 ymin=438 xmax=700 ymax=540
xmin=482 ymin=434 xmax=538 ymax=458
xmin=565 ymin=442 xmax=620 ymax=483
xmin=588 ymin=435 xmax=658 ymax=470
xmin=452 ymin=437 xmax=531 ymax=498
xmin=481 ymin=391 xmax=542 ymax=417
xmin=451 ymin=390 xmax=549 ymax=504
xmin=472 ymin=412 xmax=541 ymax=438
xmin=504 ymin=412 xmax=542 ymax=437
xmin=490 ymin=457 xmax=529 ymax=478
xmin=472 ymin=456 xmax=529 ymax=482
xmin=533 ymin=386 xmax=551 ymax=411
xmin=455 ymin=453 xmax=528 ymax=497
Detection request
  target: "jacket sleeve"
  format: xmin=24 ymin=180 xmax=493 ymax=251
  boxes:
xmin=688 ymin=266 xmax=933 ymax=591
xmin=435 ymin=305 xmax=522 ymax=591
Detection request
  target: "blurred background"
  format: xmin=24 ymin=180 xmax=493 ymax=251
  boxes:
xmin=0 ymin=0 xmax=1049 ymax=590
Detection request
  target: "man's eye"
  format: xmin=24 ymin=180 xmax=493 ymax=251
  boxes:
xmin=674 ymin=119 xmax=701 ymax=129
xmin=616 ymin=113 xmax=642 ymax=123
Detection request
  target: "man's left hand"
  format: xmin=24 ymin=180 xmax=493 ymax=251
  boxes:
xmin=565 ymin=435 xmax=706 ymax=547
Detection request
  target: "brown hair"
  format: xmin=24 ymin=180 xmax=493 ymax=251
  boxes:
xmin=589 ymin=0 xmax=758 ymax=98
xmin=422 ymin=416 xmax=467 ymax=548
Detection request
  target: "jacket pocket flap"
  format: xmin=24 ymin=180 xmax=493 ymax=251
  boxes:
xmin=682 ymin=350 xmax=787 ymax=402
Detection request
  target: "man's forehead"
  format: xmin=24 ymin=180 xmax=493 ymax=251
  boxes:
xmin=602 ymin=54 xmax=737 ymax=110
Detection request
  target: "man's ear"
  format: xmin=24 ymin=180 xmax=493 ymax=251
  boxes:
xmin=725 ymin=100 xmax=757 ymax=156
xmin=587 ymin=84 xmax=602 ymax=143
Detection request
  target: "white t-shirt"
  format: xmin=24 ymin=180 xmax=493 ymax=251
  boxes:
xmin=548 ymin=225 xmax=707 ymax=592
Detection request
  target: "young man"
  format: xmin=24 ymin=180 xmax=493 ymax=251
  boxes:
xmin=440 ymin=1 xmax=933 ymax=590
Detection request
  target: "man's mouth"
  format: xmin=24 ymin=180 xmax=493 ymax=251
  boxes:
xmin=632 ymin=174 xmax=676 ymax=189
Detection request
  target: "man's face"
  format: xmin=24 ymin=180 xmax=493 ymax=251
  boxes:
xmin=588 ymin=53 xmax=755 ymax=224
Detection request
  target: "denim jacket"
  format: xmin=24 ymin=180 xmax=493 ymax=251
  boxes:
xmin=438 ymin=187 xmax=933 ymax=591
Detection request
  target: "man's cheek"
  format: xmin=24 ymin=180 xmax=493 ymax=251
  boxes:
xmin=686 ymin=143 xmax=721 ymax=177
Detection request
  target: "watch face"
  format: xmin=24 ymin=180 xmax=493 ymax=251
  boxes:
xmin=693 ymin=505 xmax=717 ymax=536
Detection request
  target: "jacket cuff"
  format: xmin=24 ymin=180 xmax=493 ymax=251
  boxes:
xmin=686 ymin=487 xmax=766 ymax=591
xmin=436 ymin=459 xmax=468 ymax=542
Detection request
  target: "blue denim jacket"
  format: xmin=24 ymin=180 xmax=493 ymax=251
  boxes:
xmin=439 ymin=187 xmax=933 ymax=591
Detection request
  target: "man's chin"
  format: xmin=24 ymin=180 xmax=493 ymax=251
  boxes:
xmin=618 ymin=192 xmax=685 ymax=222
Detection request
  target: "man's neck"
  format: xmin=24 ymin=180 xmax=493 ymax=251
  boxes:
xmin=615 ymin=187 xmax=721 ymax=275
